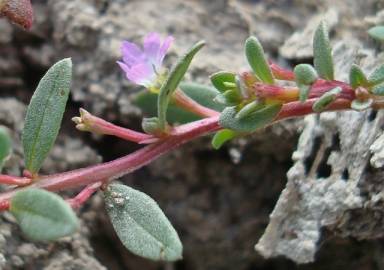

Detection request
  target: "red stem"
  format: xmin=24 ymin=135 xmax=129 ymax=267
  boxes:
xmin=74 ymin=108 xmax=152 ymax=143
xmin=67 ymin=182 xmax=102 ymax=209
xmin=74 ymin=88 xmax=219 ymax=143
xmin=310 ymin=80 xmax=355 ymax=100
xmin=0 ymin=175 xmax=31 ymax=186
xmin=275 ymin=98 xmax=351 ymax=120
xmin=173 ymin=90 xmax=220 ymax=118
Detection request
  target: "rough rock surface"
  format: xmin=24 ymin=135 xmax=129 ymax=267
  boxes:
xmin=256 ymin=4 xmax=384 ymax=265
xmin=0 ymin=0 xmax=384 ymax=269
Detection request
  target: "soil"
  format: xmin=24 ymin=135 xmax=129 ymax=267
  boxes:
xmin=0 ymin=0 xmax=384 ymax=269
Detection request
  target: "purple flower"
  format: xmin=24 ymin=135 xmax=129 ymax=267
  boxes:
xmin=117 ymin=33 xmax=174 ymax=87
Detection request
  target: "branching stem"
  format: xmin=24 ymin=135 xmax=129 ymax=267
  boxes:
xmin=0 ymin=75 xmax=369 ymax=211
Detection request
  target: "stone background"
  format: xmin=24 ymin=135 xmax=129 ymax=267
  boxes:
xmin=0 ymin=0 xmax=384 ymax=269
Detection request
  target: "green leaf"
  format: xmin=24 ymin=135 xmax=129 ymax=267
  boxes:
xmin=349 ymin=64 xmax=368 ymax=89
xmin=351 ymin=99 xmax=373 ymax=111
xmin=368 ymin=26 xmax=384 ymax=42
xmin=235 ymin=75 xmax=250 ymax=99
xmin=134 ymin=91 xmax=199 ymax=124
xmin=245 ymin=36 xmax=274 ymax=84
xmin=313 ymin=21 xmax=334 ymax=80
xmin=371 ymin=82 xmax=384 ymax=95
xmin=0 ymin=126 xmax=12 ymax=171
xmin=141 ymin=117 xmax=162 ymax=135
xmin=312 ymin=87 xmax=341 ymax=112
xmin=10 ymin=188 xmax=78 ymax=241
xmin=157 ymin=41 xmax=205 ymax=130
xmin=214 ymin=90 xmax=241 ymax=106
xmin=235 ymin=101 xmax=264 ymax=120
xmin=104 ymin=184 xmax=182 ymax=261
xmin=368 ymin=65 xmax=384 ymax=86
xmin=294 ymin=64 xmax=318 ymax=102
xmin=22 ymin=58 xmax=72 ymax=174
xmin=211 ymin=129 xmax=238 ymax=149
xmin=179 ymin=82 xmax=225 ymax=112
xmin=219 ymin=103 xmax=282 ymax=132
xmin=298 ymin=84 xmax=311 ymax=103
xmin=134 ymin=82 xmax=223 ymax=124
xmin=294 ymin=64 xmax=318 ymax=85
xmin=210 ymin=71 xmax=236 ymax=92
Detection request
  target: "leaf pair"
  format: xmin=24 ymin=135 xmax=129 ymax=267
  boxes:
xmin=243 ymin=22 xmax=334 ymax=86
xmin=349 ymin=64 xmax=384 ymax=95
xmin=7 ymin=59 xmax=79 ymax=241
xmin=210 ymin=72 xmax=242 ymax=106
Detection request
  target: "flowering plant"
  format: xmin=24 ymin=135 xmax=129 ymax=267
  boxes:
xmin=1 ymin=4 xmax=384 ymax=263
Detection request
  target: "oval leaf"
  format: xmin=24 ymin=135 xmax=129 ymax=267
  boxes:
xmin=210 ymin=71 xmax=236 ymax=92
xmin=141 ymin=117 xmax=161 ymax=135
xmin=235 ymin=101 xmax=264 ymax=120
xmin=179 ymin=82 xmax=225 ymax=112
xmin=219 ymin=103 xmax=282 ymax=132
xmin=104 ymin=184 xmax=183 ymax=261
xmin=351 ymin=99 xmax=373 ymax=111
xmin=157 ymin=41 xmax=205 ymax=130
xmin=294 ymin=64 xmax=318 ymax=85
xmin=313 ymin=21 xmax=334 ymax=80
xmin=349 ymin=64 xmax=368 ymax=89
xmin=212 ymin=129 xmax=238 ymax=149
xmin=368 ymin=26 xmax=384 ymax=42
xmin=10 ymin=188 xmax=78 ymax=241
xmin=294 ymin=64 xmax=318 ymax=102
xmin=371 ymin=82 xmax=384 ymax=96
xmin=368 ymin=65 xmax=384 ymax=86
xmin=312 ymin=87 xmax=341 ymax=112
xmin=245 ymin=36 xmax=274 ymax=84
xmin=214 ymin=90 xmax=241 ymax=106
xmin=22 ymin=58 xmax=72 ymax=174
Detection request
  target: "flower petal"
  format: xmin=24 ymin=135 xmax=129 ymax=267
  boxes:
xmin=121 ymin=41 xmax=146 ymax=67
xmin=118 ymin=33 xmax=173 ymax=87
xmin=143 ymin=32 xmax=161 ymax=67
xmin=117 ymin=61 xmax=130 ymax=74
xmin=119 ymin=61 xmax=155 ymax=86
xmin=158 ymin=36 xmax=174 ymax=65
